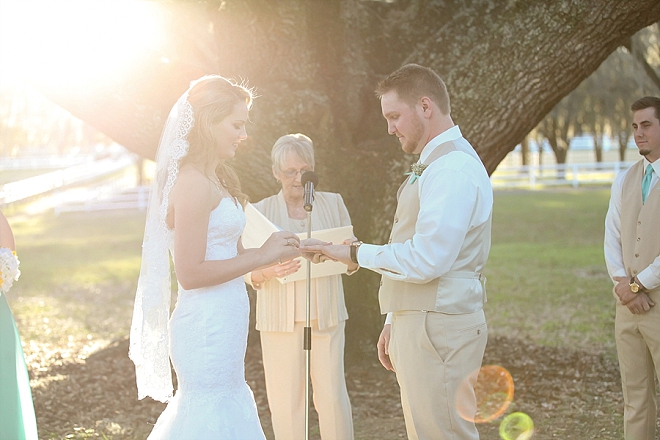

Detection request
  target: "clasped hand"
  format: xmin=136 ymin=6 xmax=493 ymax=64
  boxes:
xmin=613 ymin=276 xmax=655 ymax=314
xmin=299 ymin=238 xmax=358 ymax=266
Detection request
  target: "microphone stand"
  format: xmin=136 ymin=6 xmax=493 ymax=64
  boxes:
xmin=300 ymin=171 xmax=317 ymax=440
xmin=304 ymin=207 xmax=312 ymax=440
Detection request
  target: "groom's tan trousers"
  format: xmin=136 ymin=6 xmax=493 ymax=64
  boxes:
xmin=260 ymin=319 xmax=354 ymax=440
xmin=389 ymin=310 xmax=487 ymax=440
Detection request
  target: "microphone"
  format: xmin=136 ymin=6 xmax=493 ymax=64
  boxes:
xmin=301 ymin=171 xmax=318 ymax=212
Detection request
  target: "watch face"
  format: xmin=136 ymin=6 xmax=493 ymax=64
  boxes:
xmin=631 ymin=283 xmax=639 ymax=293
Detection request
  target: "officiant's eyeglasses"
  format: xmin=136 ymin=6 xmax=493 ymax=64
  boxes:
xmin=281 ymin=168 xmax=313 ymax=178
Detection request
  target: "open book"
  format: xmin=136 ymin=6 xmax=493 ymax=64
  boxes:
xmin=241 ymin=203 xmax=353 ymax=284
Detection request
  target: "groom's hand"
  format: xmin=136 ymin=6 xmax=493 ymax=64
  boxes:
xmin=300 ymin=243 xmax=352 ymax=266
xmin=299 ymin=238 xmax=331 ymax=263
xmin=377 ymin=324 xmax=394 ymax=372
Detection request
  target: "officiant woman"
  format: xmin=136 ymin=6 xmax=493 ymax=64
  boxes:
xmin=246 ymin=133 xmax=355 ymax=440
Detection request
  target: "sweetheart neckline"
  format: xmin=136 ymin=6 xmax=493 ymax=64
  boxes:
xmin=211 ymin=196 xmax=240 ymax=213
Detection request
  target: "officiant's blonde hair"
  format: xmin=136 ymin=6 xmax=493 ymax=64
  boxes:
xmin=271 ymin=133 xmax=315 ymax=175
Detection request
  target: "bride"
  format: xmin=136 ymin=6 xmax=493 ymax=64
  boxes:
xmin=129 ymin=75 xmax=300 ymax=439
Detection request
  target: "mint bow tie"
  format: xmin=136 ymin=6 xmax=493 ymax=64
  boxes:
xmin=405 ymin=163 xmax=428 ymax=184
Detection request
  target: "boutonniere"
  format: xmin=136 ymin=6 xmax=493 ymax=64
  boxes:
xmin=405 ymin=162 xmax=428 ymax=184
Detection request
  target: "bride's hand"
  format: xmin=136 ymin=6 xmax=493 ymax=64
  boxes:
xmin=260 ymin=231 xmax=300 ymax=265
xmin=262 ymin=259 xmax=301 ymax=279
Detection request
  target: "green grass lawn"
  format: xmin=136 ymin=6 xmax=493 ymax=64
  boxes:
xmin=5 ymin=207 xmax=147 ymax=360
xmin=4 ymin=187 xmax=617 ymax=359
xmin=485 ymin=188 xmax=615 ymax=357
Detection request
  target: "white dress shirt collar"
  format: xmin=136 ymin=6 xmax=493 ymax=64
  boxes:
xmin=419 ymin=125 xmax=463 ymax=163
xmin=643 ymin=157 xmax=659 ymax=175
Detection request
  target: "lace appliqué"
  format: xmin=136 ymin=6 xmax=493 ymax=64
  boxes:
xmin=129 ymin=93 xmax=194 ymax=403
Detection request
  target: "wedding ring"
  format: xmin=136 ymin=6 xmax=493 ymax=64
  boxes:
xmin=286 ymin=239 xmax=291 ymax=246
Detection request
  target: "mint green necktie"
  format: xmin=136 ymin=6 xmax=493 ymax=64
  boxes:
xmin=642 ymin=164 xmax=654 ymax=204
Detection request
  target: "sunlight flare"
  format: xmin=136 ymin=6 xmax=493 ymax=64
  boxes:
xmin=0 ymin=0 xmax=163 ymax=86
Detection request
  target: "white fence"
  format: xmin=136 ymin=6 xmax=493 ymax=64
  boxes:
xmin=0 ymin=155 xmax=96 ymax=170
xmin=0 ymin=156 xmax=637 ymax=213
xmin=490 ymin=161 xmax=635 ymax=189
xmin=0 ymin=156 xmax=137 ymax=206
xmin=54 ymin=185 xmax=149 ymax=215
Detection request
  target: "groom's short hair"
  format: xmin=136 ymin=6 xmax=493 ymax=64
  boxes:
xmin=631 ymin=96 xmax=660 ymax=121
xmin=375 ymin=64 xmax=451 ymax=115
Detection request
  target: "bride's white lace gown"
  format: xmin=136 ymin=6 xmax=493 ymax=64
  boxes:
xmin=147 ymin=198 xmax=266 ymax=439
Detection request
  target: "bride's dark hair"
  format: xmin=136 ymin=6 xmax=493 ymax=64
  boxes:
xmin=184 ymin=76 xmax=253 ymax=206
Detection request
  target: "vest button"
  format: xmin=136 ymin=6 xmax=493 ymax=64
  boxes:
xmin=637 ymin=237 xmax=641 ymax=242
xmin=394 ymin=217 xmax=399 ymax=223
xmin=638 ymin=221 xmax=642 ymax=225
xmin=633 ymin=270 xmax=638 ymax=274
xmin=380 ymin=281 xmax=383 ymax=286
xmin=635 ymin=253 xmax=640 ymax=258
xmin=388 ymin=239 xmax=392 ymax=244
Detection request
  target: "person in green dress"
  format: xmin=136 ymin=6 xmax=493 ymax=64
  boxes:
xmin=0 ymin=210 xmax=38 ymax=440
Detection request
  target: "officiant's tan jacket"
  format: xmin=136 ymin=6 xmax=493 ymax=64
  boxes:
xmin=379 ymin=141 xmax=491 ymax=314
xmin=248 ymin=191 xmax=350 ymax=332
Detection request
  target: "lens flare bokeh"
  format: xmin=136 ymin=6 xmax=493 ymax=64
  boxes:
xmin=457 ymin=364 xmax=515 ymax=423
xmin=499 ymin=411 xmax=534 ymax=440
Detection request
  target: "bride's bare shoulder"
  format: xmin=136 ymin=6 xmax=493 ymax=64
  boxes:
xmin=170 ymin=165 xmax=214 ymax=209
xmin=173 ymin=165 xmax=209 ymax=194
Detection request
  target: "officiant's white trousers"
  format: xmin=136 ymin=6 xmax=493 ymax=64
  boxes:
xmin=390 ymin=310 xmax=487 ymax=440
xmin=260 ymin=320 xmax=354 ymax=440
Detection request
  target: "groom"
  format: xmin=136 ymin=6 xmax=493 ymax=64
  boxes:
xmin=304 ymin=64 xmax=493 ymax=439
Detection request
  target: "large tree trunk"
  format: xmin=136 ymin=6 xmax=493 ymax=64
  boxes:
xmin=26 ymin=0 xmax=660 ymax=347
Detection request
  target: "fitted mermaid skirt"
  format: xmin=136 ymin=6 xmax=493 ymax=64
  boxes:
xmin=147 ymin=198 xmax=265 ymax=440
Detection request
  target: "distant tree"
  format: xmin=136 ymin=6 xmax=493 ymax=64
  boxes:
xmin=520 ymin=136 xmax=530 ymax=167
xmin=577 ymin=29 xmax=658 ymax=163
xmin=626 ymin=23 xmax=660 ymax=91
xmin=535 ymin=93 xmax=581 ymax=178
xmin=531 ymin=24 xmax=659 ymax=167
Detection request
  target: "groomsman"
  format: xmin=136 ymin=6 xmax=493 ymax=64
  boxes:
xmin=605 ymin=96 xmax=660 ymax=440
xmin=303 ymin=63 xmax=492 ymax=439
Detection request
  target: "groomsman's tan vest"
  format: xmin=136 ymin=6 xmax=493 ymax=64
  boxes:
xmin=620 ymin=160 xmax=660 ymax=293
xmin=379 ymin=140 xmax=492 ymax=315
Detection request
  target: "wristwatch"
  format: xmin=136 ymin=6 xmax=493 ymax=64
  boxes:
xmin=349 ymin=241 xmax=363 ymax=265
xmin=630 ymin=277 xmax=641 ymax=293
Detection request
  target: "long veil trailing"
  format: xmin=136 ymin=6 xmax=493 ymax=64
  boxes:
xmin=129 ymin=77 xmax=214 ymax=402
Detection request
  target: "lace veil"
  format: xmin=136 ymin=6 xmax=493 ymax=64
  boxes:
xmin=129 ymin=77 xmax=210 ymax=402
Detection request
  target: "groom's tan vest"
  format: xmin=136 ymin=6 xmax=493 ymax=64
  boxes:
xmin=620 ymin=160 xmax=660 ymax=293
xmin=379 ymin=140 xmax=491 ymax=315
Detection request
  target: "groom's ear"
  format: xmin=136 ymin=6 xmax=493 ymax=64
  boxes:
xmin=419 ymin=97 xmax=433 ymax=119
